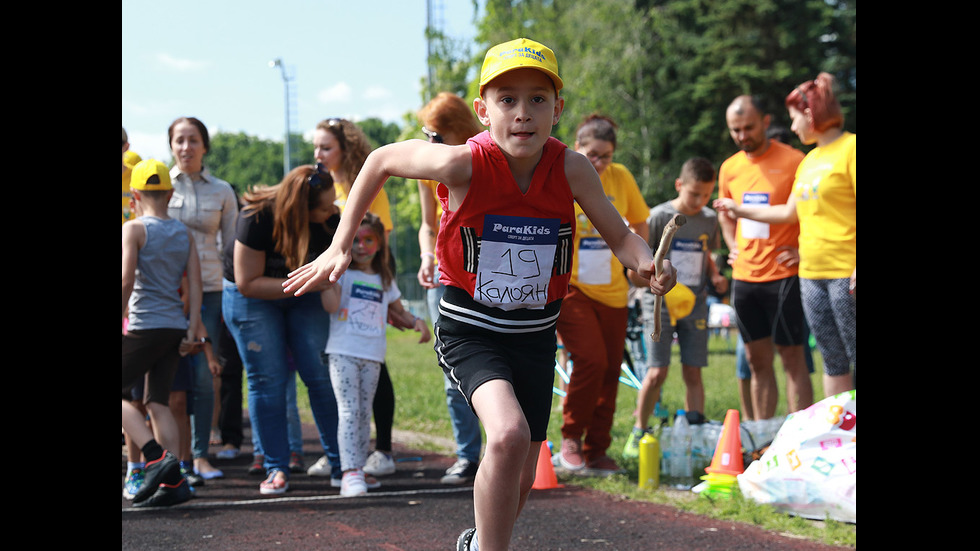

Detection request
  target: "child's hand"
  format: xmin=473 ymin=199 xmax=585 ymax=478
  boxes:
xmin=417 ymin=256 xmax=438 ymax=289
xmin=283 ymin=246 xmax=351 ymax=296
xmin=712 ymin=198 xmax=738 ymax=219
xmin=208 ymin=357 xmax=223 ymax=377
xmin=711 ymin=273 xmax=729 ymax=295
xmin=414 ymin=317 xmax=432 ymax=344
xmin=644 ymin=258 xmax=677 ymax=296
xmin=179 ymin=337 xmax=201 ymax=357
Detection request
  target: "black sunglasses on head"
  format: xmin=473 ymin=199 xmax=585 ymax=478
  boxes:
xmin=308 ymin=163 xmax=329 ymax=189
xmin=422 ymin=126 xmax=444 ymax=144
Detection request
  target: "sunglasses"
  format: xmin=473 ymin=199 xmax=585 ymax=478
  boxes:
xmin=308 ymin=163 xmax=329 ymax=189
xmin=421 ymin=126 xmax=444 ymax=144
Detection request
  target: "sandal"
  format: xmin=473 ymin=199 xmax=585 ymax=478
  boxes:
xmin=259 ymin=468 xmax=289 ymax=495
xmin=249 ymin=454 xmax=265 ymax=476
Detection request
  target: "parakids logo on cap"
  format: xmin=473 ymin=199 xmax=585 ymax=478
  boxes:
xmin=498 ymin=45 xmax=546 ymax=63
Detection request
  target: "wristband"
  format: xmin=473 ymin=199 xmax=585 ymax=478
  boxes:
xmin=421 ymin=252 xmax=435 ymax=259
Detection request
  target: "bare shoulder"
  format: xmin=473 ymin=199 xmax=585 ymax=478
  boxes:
xmin=564 ymin=148 xmax=602 ymax=199
xmin=122 ymin=218 xmax=147 ymax=249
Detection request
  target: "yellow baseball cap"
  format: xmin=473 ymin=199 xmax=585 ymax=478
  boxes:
xmin=664 ymin=282 xmax=696 ymax=325
xmin=123 ymin=150 xmax=142 ymax=169
xmin=130 ymin=159 xmax=173 ymax=191
xmin=479 ymin=38 xmax=563 ymax=95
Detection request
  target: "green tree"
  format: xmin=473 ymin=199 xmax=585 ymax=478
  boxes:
xmin=204 ymin=132 xmax=284 ymax=196
xmin=469 ymin=0 xmax=856 ymax=209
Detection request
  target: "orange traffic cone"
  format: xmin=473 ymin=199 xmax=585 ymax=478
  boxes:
xmin=705 ymin=409 xmax=745 ymax=476
xmin=532 ymin=441 xmax=562 ymax=490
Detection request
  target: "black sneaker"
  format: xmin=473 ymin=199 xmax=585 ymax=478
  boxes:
xmin=441 ymin=459 xmax=478 ymax=485
xmin=456 ymin=528 xmax=476 ymax=551
xmin=132 ymin=450 xmax=181 ymax=504
xmin=132 ymin=477 xmax=193 ymax=508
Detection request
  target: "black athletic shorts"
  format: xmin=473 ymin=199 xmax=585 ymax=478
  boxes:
xmin=434 ymin=295 xmax=558 ymax=442
xmin=731 ymin=276 xmax=806 ymax=346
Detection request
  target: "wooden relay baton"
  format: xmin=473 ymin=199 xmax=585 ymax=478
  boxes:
xmin=651 ymin=213 xmax=686 ymax=342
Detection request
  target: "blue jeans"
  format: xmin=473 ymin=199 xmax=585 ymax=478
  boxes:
xmin=190 ymin=291 xmax=222 ymax=460
xmin=428 ymin=283 xmax=482 ymax=463
xmin=222 ymin=279 xmax=340 ymax=477
xmin=250 ymin=371 xmax=304 ymax=456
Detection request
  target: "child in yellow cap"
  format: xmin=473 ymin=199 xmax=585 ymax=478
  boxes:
xmin=122 ymin=159 xmax=205 ymax=507
xmin=282 ymin=38 xmax=678 ymax=551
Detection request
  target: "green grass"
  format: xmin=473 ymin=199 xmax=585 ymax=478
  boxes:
xmin=288 ymin=325 xmax=856 ymax=548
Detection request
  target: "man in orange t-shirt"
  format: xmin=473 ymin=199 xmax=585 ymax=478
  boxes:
xmin=717 ymin=95 xmax=813 ymax=420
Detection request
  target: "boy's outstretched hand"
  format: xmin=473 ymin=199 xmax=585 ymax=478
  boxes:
xmin=282 ymin=245 xmax=351 ymax=296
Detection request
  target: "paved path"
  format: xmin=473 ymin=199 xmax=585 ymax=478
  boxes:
xmin=122 ymin=421 xmax=851 ymax=550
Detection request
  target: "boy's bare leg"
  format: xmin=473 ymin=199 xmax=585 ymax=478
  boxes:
xmin=469 ymin=379 xmax=538 ymax=551
xmin=634 ymin=367 xmax=667 ymax=429
xmin=122 ymin=399 xmax=179 ymax=453
xmin=680 ymin=364 xmax=705 ymax=414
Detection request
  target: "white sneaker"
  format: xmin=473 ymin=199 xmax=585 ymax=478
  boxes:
xmin=307 ymin=455 xmax=332 ymax=477
xmin=340 ymin=470 xmax=368 ymax=497
xmin=363 ymin=451 xmax=395 ymax=476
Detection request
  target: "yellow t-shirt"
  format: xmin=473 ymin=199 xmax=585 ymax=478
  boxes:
xmin=334 ymin=182 xmax=394 ymax=232
xmin=569 ymin=162 xmax=649 ymax=308
xmin=794 ymin=132 xmax=856 ymax=279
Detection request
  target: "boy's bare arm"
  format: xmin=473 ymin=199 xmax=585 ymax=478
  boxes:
xmin=388 ymin=299 xmax=431 ymax=343
xmin=284 ymin=140 xmax=470 ymax=296
xmin=121 ymin=221 xmax=142 ymax=319
xmin=185 ymin=233 xmax=204 ymax=341
xmin=566 ymin=152 xmax=676 ymax=294
xmin=320 ymin=282 xmax=341 ymax=313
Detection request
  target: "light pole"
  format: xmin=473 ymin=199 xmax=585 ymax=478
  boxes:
xmin=269 ymin=58 xmax=292 ymax=178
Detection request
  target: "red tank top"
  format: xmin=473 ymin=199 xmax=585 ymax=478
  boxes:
xmin=435 ymin=131 xmax=574 ymax=332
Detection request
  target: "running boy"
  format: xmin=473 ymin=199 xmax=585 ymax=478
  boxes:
xmin=122 ymin=159 xmax=203 ymax=507
xmin=626 ymin=158 xmax=728 ymax=451
xmin=282 ymin=38 xmax=677 ymax=551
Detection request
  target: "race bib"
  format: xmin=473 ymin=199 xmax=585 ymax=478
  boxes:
xmin=577 ymin=237 xmax=611 ymax=285
xmin=670 ymin=238 xmax=704 ymax=288
xmin=474 ymin=214 xmax=559 ymax=311
xmin=740 ymin=192 xmax=770 ymax=239
xmin=342 ymin=280 xmax=386 ymax=337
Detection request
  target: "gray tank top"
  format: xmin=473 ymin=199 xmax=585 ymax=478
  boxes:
xmin=127 ymin=216 xmax=191 ymax=331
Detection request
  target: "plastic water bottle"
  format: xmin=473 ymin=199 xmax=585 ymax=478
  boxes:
xmin=670 ymin=410 xmax=694 ymax=490
xmin=659 ymin=426 xmax=672 ymax=480
xmin=638 ymin=432 xmax=660 ymax=489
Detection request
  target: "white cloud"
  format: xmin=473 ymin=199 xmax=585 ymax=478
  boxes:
xmin=156 ymin=53 xmax=209 ymax=72
xmin=317 ymin=82 xmax=352 ymax=103
xmin=364 ymin=86 xmax=392 ymax=100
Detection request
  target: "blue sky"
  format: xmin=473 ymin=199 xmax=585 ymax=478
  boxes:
xmin=122 ymin=0 xmax=479 ymax=163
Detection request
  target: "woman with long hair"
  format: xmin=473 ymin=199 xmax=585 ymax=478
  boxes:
xmin=221 ymin=164 xmax=344 ymax=494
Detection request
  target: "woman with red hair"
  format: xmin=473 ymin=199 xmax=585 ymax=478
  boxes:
xmin=715 ymin=73 xmax=855 ymax=397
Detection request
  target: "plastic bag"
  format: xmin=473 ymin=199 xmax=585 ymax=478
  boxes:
xmin=737 ymin=390 xmax=856 ymax=523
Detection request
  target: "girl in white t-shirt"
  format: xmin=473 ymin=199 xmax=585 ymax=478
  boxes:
xmin=321 ymin=213 xmax=431 ymax=497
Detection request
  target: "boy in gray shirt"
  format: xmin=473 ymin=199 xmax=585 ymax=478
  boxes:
xmin=626 ymin=158 xmax=729 ymax=452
